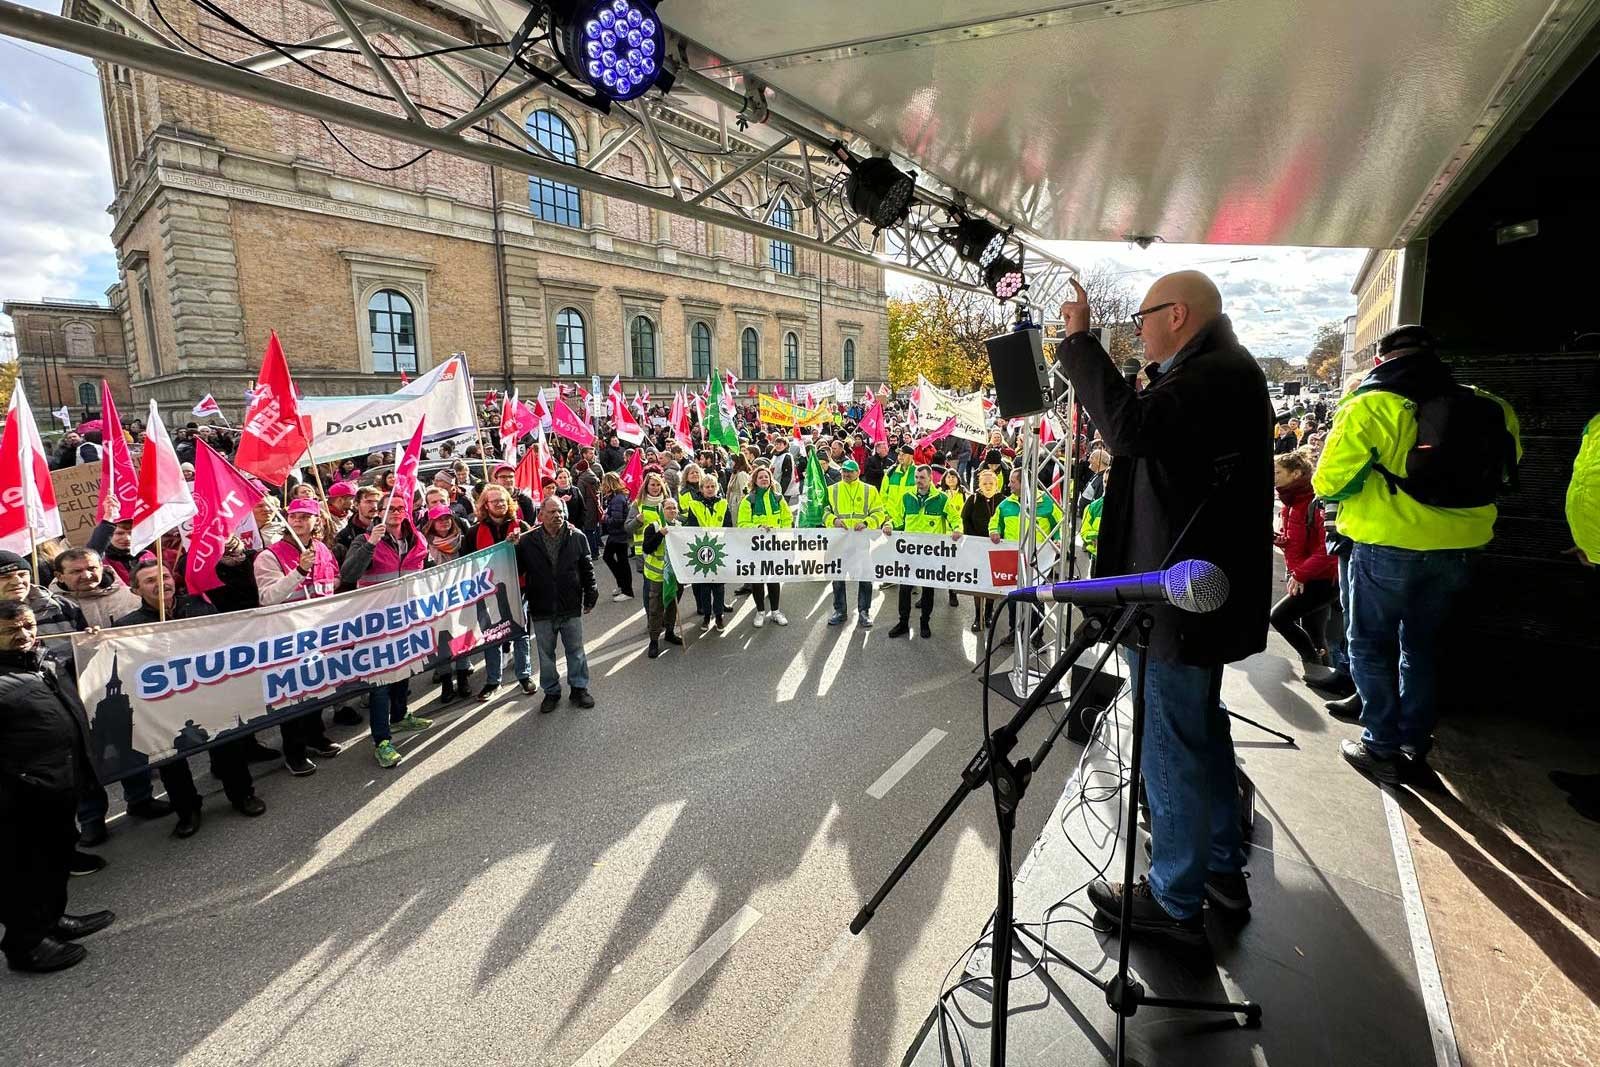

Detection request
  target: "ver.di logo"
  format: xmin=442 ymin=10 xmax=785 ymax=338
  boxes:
xmin=685 ymin=533 xmax=727 ymax=577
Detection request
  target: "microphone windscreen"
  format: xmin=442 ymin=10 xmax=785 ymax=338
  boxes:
xmin=1164 ymin=560 xmax=1229 ymax=613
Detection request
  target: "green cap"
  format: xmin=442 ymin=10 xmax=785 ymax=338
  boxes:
xmin=841 ymin=459 xmax=860 ymax=472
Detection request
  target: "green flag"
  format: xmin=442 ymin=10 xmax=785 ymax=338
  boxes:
xmin=799 ymin=447 xmax=828 ymax=528
xmin=705 ymin=371 xmax=739 ymax=449
xmin=661 ymin=541 xmax=680 ymax=606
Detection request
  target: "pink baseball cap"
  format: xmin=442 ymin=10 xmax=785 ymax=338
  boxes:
xmin=286 ymin=498 xmax=322 ymax=516
xmin=492 ymin=462 xmax=515 ymax=475
xmin=328 ymin=480 xmax=356 ymax=498
xmin=425 ymin=504 xmax=454 ymax=522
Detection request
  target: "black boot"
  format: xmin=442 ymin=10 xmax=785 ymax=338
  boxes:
xmin=1326 ymin=693 xmax=1362 ymax=721
xmin=439 ymin=673 xmax=457 ymax=704
xmin=454 ymin=670 xmax=472 ymax=703
xmin=887 ymin=619 xmax=910 ymax=639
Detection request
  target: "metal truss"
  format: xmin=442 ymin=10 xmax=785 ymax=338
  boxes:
xmin=0 ymin=0 xmax=1077 ymax=307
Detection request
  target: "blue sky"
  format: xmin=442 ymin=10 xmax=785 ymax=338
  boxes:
xmin=0 ymin=6 xmax=1364 ymax=364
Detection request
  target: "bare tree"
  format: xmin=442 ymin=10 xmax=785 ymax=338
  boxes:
xmin=1075 ymin=264 xmax=1143 ymax=362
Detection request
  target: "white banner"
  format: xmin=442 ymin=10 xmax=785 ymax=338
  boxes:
xmin=72 ymin=542 xmax=525 ymax=781
xmin=916 ymin=376 xmax=988 ymax=442
xmin=296 ymin=354 xmax=476 ymax=463
xmin=837 ymin=379 xmax=855 ymax=403
xmin=791 ymin=379 xmax=845 ymax=407
xmin=665 ymin=527 xmax=1050 ymax=593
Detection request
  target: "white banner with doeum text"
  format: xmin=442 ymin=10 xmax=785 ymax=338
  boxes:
xmin=664 ymin=527 xmax=1052 ymax=593
xmin=71 ymin=542 xmax=525 ymax=782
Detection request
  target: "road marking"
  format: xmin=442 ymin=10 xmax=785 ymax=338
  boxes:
xmin=1381 ymin=785 xmax=1462 ymax=1067
xmin=570 ymin=904 xmax=763 ymax=1067
xmin=866 ymin=728 xmax=947 ymax=799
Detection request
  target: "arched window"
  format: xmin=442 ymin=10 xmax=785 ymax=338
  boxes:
xmin=769 ymin=198 xmax=796 ymax=275
xmin=77 ymin=381 xmax=96 ymax=409
xmin=140 ymin=282 xmax=160 ymax=374
xmin=555 ymin=307 xmax=587 ymax=376
xmin=843 ymin=337 xmax=856 ymax=383
xmin=630 ymin=316 xmax=657 ymax=378
xmin=368 ymin=289 xmax=418 ymax=373
xmin=783 ymin=331 xmax=799 ymax=380
xmin=526 ymin=110 xmax=582 ymax=227
xmin=690 ymin=321 xmax=712 ymax=380
xmin=740 ymin=327 xmax=760 ymax=380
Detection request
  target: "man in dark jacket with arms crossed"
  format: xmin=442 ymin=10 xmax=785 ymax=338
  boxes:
xmin=1055 ymin=271 xmax=1273 ymax=944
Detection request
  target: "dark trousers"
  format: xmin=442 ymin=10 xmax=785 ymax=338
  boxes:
xmin=280 ymin=710 xmax=332 ymax=762
xmin=693 ymin=583 xmax=726 ymax=620
xmin=160 ymin=743 xmax=255 ymax=814
xmin=602 ymin=542 xmax=634 ymax=597
xmin=897 ymin=584 xmax=933 ymax=623
xmin=0 ymin=788 xmax=77 ymax=955
xmin=79 ymin=768 xmax=156 ymax=829
xmin=751 ymin=584 xmax=781 ymax=611
xmin=1269 ymin=579 xmax=1339 ymax=661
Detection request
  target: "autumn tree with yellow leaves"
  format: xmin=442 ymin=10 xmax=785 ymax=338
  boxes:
xmin=888 ymin=284 xmax=1010 ymax=392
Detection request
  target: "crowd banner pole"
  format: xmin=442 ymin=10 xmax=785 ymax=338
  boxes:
xmin=156 ymin=553 xmax=166 ymax=623
xmin=464 ymin=352 xmax=495 ymax=486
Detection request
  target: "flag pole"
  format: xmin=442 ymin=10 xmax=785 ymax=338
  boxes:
xmin=156 ymin=551 xmax=166 ymax=623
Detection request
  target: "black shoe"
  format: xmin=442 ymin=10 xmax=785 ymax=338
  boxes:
xmin=1325 ymin=694 xmax=1362 ymax=722
xmin=241 ymin=739 xmax=280 ymax=763
xmin=54 ymin=911 xmax=115 ymax=940
xmin=713 ymin=616 xmax=725 ymax=631
xmin=887 ymin=621 xmax=910 ymax=638
xmin=1305 ymin=667 xmax=1354 ymax=696
xmin=919 ymin=622 xmax=932 ymax=639
xmin=970 ymin=619 xmax=981 ymax=633
xmin=663 ymin=632 xmax=684 ymax=646
xmin=1205 ymin=871 xmax=1252 ymax=913
xmin=173 ymin=809 xmax=202 ymax=838
xmin=570 ymin=688 xmax=595 ymax=709
xmin=733 ymin=585 xmax=752 ymax=596
xmin=306 ymin=738 xmax=342 ymax=759
xmin=6 ymin=937 xmax=87 ymax=973
xmin=454 ymin=671 xmax=472 ymax=700
xmin=519 ymin=677 xmax=538 ymax=695
xmin=439 ymin=674 xmax=458 ymax=704
xmin=948 ymin=591 xmax=959 ymax=606
xmin=1340 ymin=739 xmax=1403 ymax=784
xmin=124 ymin=798 xmax=173 ymax=820
xmin=1086 ymin=877 xmax=1206 ymax=945
xmin=332 ymin=705 xmax=363 ymax=726
xmin=69 ymin=851 xmax=107 ymax=877
xmin=539 ymin=693 xmax=560 ymax=714
xmin=476 ymin=683 xmax=500 ymax=703
xmin=648 ymin=640 xmax=662 ymax=659
xmin=285 ymin=754 xmax=317 ymax=777
xmin=232 ymin=796 xmax=267 ymax=818
xmin=78 ymin=822 xmax=109 ymax=848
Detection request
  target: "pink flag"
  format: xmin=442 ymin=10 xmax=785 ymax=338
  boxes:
xmin=913 ymin=416 xmax=959 ymax=451
xmin=549 ymin=395 xmax=596 ymax=446
xmin=129 ymin=401 xmax=197 ymax=554
xmin=0 ymin=384 xmax=63 ymax=555
xmin=619 ymin=448 xmax=644 ymax=500
xmin=497 ymin=388 xmax=521 ymax=444
xmin=859 ymin=395 xmax=888 ymax=446
xmin=385 ymin=416 xmax=427 ymax=522
xmin=774 ymin=382 xmax=788 ymax=400
xmin=516 ymin=399 xmax=542 ymax=439
xmin=608 ymin=376 xmax=645 ymax=444
xmin=97 ymin=382 xmax=140 ymax=523
xmin=515 ymin=425 xmax=557 ymax=504
xmin=668 ymin=388 xmax=693 ymax=451
xmin=185 ymin=438 xmax=265 ymax=595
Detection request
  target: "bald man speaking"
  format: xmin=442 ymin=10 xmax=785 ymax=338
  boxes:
xmin=1056 ymin=270 xmax=1273 ymax=945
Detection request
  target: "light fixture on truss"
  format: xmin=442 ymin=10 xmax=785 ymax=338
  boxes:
xmin=943 ymin=215 xmax=1027 ymax=300
xmin=830 ymin=142 xmax=917 ymax=231
xmin=549 ymin=0 xmax=670 ymax=103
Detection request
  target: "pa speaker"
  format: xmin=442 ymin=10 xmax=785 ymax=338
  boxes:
xmin=985 ymin=326 xmax=1051 ymax=418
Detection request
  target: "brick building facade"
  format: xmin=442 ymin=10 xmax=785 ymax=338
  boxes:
xmin=0 ymin=299 xmax=131 ymax=420
xmin=74 ymin=0 xmax=888 ymax=420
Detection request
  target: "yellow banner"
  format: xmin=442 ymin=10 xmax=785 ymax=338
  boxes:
xmin=758 ymin=394 xmax=831 ymax=427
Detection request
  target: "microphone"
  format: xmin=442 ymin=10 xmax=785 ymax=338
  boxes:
xmin=1005 ymin=559 xmax=1229 ymax=614
xmin=1120 ymin=358 xmax=1142 ymax=388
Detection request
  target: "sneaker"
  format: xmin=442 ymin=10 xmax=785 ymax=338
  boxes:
xmin=701 ymin=616 xmax=714 ymax=632
xmin=539 ymin=693 xmax=560 ymax=714
xmin=476 ymin=683 xmax=501 ymax=703
xmin=1205 ymin=870 xmax=1252 ymax=913
xmin=306 ymin=739 xmax=342 ymax=759
xmin=857 ymin=612 xmax=873 ymax=630
xmin=285 ymin=754 xmax=317 ymax=777
xmin=663 ymin=632 xmax=684 ymax=646
xmin=770 ymin=610 xmax=788 ymax=627
xmin=570 ymin=688 xmax=595 ymax=709
xmin=648 ymin=640 xmax=662 ymax=659
xmin=611 ymin=591 xmax=631 ymax=603
xmin=887 ymin=620 xmax=910 ymax=639
xmin=519 ymin=677 xmax=538 ymax=695
xmin=753 ymin=612 xmax=766 ymax=629
xmin=374 ymin=740 xmax=403 ymax=769
xmin=69 ymin=851 xmax=107 ymax=878
xmin=1340 ymin=738 xmax=1402 ymax=784
xmin=391 ymin=714 xmax=433 ymax=733
xmin=1086 ymin=877 xmax=1206 ymax=945
xmin=714 ymin=615 xmax=725 ymax=631
xmin=827 ymin=612 xmax=847 ymax=626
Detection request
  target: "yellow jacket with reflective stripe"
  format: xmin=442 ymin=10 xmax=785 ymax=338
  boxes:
xmin=737 ymin=488 xmax=792 ymax=529
xmin=988 ymin=493 xmax=1059 ymax=543
xmin=888 ymin=488 xmax=960 ymax=534
xmin=823 ymin=478 xmax=885 ymax=528
xmin=880 ymin=464 xmax=917 ymax=516
xmin=1568 ymin=413 xmax=1600 ymax=559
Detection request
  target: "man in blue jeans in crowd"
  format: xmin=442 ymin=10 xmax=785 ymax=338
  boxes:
xmin=1056 ymin=271 xmax=1274 ymax=944
xmin=1313 ymin=325 xmax=1520 ymax=784
xmin=516 ymin=495 xmax=598 ymax=714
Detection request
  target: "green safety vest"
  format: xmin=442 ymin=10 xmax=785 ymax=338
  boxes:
xmin=890 ymin=489 xmax=958 ymax=535
xmin=643 ymin=516 xmax=673 ymax=583
xmin=686 ymin=495 xmax=729 ymax=529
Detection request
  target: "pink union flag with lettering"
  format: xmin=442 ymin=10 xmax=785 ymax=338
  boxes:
xmin=185 ymin=438 xmax=266 ymax=595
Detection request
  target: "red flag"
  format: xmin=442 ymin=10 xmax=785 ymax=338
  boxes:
xmin=515 ymin=426 xmax=557 ymax=504
xmin=668 ymin=389 xmax=693 ymax=451
xmin=399 ymin=369 xmax=410 ymax=385
xmin=129 ymin=401 xmax=197 ymax=554
xmin=607 ymin=376 xmax=645 ymax=444
xmin=747 ymin=385 xmax=757 ymax=397
xmin=96 ymin=381 xmax=140 ymax=523
xmin=774 ymin=382 xmax=788 ymax=400
xmin=484 ymin=389 xmax=499 ymax=406
xmin=498 ymin=388 xmax=520 ymax=443
xmin=859 ymin=394 xmax=888 ymax=446
xmin=549 ymin=396 xmax=596 ymax=447
xmin=385 ymin=417 xmax=428 ymax=522
xmin=235 ymin=331 xmax=310 ymax=486
xmin=1039 ymin=412 xmax=1061 ymax=445
xmin=191 ymin=394 xmax=221 ymax=418
xmin=0 ymin=384 xmax=63 ymax=555
xmin=619 ymin=448 xmax=644 ymax=500
xmin=185 ymin=438 xmax=265 ymax=595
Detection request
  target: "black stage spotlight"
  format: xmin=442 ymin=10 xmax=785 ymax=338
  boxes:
xmin=985 ymin=255 xmax=1026 ymax=300
xmin=946 ymin=216 xmax=1007 ymax=268
xmin=550 ymin=0 xmax=668 ymax=103
xmin=832 ymin=143 xmax=916 ymax=231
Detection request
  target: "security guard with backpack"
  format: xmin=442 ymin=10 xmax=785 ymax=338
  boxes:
xmin=1312 ymin=325 xmax=1521 ymax=785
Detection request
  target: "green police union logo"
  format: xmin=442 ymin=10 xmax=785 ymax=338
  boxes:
xmin=685 ymin=533 xmax=728 ymax=577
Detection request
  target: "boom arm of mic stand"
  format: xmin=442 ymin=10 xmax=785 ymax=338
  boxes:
xmin=849 ymin=611 xmax=1109 ymax=937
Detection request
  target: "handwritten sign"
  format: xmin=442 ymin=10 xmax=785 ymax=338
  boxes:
xmin=50 ymin=463 xmax=101 ymax=547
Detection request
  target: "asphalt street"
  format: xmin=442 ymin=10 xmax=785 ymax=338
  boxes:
xmin=3 ymin=581 xmax=1089 ymax=1067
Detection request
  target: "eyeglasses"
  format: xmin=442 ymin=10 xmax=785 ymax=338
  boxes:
xmin=1130 ymin=302 xmax=1177 ymax=330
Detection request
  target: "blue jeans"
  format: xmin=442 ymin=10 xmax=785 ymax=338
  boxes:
xmin=532 ymin=615 xmax=589 ymax=695
xmin=1330 ymin=552 xmax=1353 ymax=673
xmin=832 ymin=581 xmax=872 ymax=616
xmin=1127 ymin=650 xmax=1244 ymax=920
xmin=368 ymin=679 xmax=411 ymax=744
xmin=483 ymin=633 xmax=532 ymax=685
xmin=1346 ymin=543 xmax=1473 ymax=758
xmin=692 ymin=583 xmax=726 ymax=620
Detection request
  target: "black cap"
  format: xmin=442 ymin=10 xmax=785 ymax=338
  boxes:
xmin=0 ymin=550 xmax=28 ymax=575
xmin=1378 ymin=324 xmax=1434 ymax=356
xmin=898 ymin=444 xmax=915 ymax=455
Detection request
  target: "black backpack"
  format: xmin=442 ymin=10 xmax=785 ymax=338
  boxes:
xmin=1371 ymin=383 xmax=1517 ymax=508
